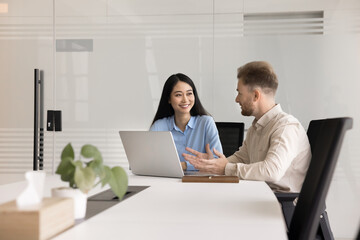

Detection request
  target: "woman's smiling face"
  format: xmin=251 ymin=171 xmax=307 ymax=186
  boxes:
xmin=169 ymin=81 xmax=195 ymax=116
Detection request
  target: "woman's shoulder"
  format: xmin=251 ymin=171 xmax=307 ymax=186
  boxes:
xmin=194 ymin=115 xmax=216 ymax=127
xmin=196 ymin=115 xmax=214 ymax=122
xmin=151 ymin=116 xmax=173 ymax=130
xmin=153 ymin=116 xmax=171 ymax=124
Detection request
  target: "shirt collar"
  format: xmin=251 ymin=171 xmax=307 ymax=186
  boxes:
xmin=252 ymin=104 xmax=282 ymax=130
xmin=187 ymin=116 xmax=196 ymax=129
xmin=170 ymin=115 xmax=196 ymax=132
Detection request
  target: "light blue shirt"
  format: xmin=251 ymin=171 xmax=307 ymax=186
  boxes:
xmin=150 ymin=115 xmax=223 ymax=171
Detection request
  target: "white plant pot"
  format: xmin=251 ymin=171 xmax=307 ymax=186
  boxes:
xmin=51 ymin=187 xmax=87 ymax=219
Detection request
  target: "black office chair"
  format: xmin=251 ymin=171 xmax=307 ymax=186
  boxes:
xmin=215 ymin=122 xmax=245 ymax=157
xmin=276 ymin=117 xmax=353 ymax=240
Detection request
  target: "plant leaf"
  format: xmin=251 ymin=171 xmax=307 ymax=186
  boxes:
xmin=108 ymin=166 xmax=128 ymax=200
xmin=88 ymin=158 xmax=106 ymax=179
xmin=101 ymin=165 xmax=112 ymax=187
xmin=81 ymin=144 xmax=102 ymax=161
xmin=61 ymin=143 xmax=75 ymax=162
xmin=57 ymin=143 xmax=76 ymax=187
xmin=82 ymin=145 xmax=107 ymax=180
xmin=74 ymin=162 xmax=96 ymax=194
xmin=55 ymin=156 xmax=76 ymax=187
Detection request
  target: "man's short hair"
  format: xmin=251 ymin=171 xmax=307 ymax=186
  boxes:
xmin=237 ymin=61 xmax=278 ymax=94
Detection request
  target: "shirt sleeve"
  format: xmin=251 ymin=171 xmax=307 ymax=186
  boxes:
xmin=149 ymin=122 xmax=158 ymax=131
xmin=150 ymin=119 xmax=167 ymax=131
xmin=204 ymin=117 xmax=223 ymax=156
xmin=225 ymin=123 xmax=303 ymax=182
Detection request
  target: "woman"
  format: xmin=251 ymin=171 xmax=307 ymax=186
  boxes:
xmin=150 ymin=73 xmax=222 ymax=171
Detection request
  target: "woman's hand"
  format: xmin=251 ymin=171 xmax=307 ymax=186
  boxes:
xmin=181 ymin=161 xmax=187 ymax=170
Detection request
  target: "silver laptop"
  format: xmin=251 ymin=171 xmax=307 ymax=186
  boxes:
xmin=119 ymin=131 xmax=210 ymax=178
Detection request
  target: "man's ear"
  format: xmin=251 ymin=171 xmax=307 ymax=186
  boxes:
xmin=253 ymin=89 xmax=261 ymax=102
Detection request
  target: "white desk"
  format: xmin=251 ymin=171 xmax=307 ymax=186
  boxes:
xmin=0 ymin=174 xmax=287 ymax=240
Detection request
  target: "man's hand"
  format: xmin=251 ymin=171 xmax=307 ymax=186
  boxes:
xmin=189 ymin=143 xmax=214 ymax=160
xmin=182 ymin=144 xmax=228 ymax=175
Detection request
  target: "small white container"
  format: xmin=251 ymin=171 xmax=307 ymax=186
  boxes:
xmin=51 ymin=187 xmax=87 ymax=219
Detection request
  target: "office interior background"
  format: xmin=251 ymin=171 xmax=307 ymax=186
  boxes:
xmin=0 ymin=0 xmax=359 ymax=239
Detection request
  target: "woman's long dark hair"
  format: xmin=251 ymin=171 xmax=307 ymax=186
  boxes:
xmin=151 ymin=73 xmax=209 ymax=125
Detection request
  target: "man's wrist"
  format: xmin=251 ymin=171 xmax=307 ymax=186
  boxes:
xmin=224 ymin=163 xmax=237 ymax=176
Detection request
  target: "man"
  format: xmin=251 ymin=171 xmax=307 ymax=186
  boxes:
xmin=183 ymin=61 xmax=311 ymax=192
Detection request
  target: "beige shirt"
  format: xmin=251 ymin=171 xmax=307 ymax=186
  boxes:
xmin=225 ymin=104 xmax=311 ymax=193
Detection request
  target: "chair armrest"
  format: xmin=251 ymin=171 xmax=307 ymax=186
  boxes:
xmin=275 ymin=192 xmax=299 ymax=202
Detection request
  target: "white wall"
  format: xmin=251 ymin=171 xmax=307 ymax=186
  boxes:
xmin=0 ymin=0 xmax=359 ymax=238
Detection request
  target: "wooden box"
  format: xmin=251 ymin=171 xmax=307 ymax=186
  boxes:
xmin=182 ymin=175 xmax=239 ymax=183
xmin=0 ymin=197 xmax=74 ymax=240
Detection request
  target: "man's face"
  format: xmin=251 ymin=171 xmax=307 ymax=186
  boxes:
xmin=235 ymin=79 xmax=255 ymax=116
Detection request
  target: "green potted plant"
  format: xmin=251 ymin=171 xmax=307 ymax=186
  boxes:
xmin=52 ymin=143 xmax=128 ymax=219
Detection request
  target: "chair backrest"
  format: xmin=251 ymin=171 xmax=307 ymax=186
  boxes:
xmin=215 ymin=122 xmax=245 ymax=157
xmin=288 ymin=117 xmax=353 ymax=240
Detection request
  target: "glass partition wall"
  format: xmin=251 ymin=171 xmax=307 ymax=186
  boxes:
xmin=0 ymin=0 xmax=359 ymax=238
xmin=54 ymin=0 xmax=216 ymax=171
xmin=0 ymin=0 xmax=55 ymax=173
